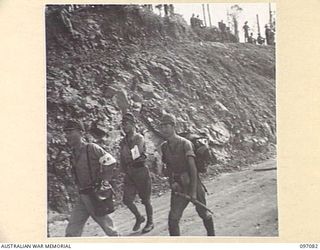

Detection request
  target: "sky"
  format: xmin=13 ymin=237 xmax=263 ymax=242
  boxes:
xmin=163 ymin=3 xmax=276 ymax=42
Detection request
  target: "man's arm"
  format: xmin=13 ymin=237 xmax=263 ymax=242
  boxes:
xmin=184 ymin=140 xmax=197 ymax=200
xmin=90 ymin=143 xmax=114 ymax=181
xmin=68 ymin=156 xmax=78 ymax=185
xmin=119 ymin=153 xmax=127 ymax=173
xmin=119 ymin=139 xmax=128 ymax=173
xmin=187 ymin=156 xmax=197 ymax=200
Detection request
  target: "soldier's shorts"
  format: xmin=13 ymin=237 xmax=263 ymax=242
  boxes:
xmin=123 ymin=166 xmax=152 ymax=205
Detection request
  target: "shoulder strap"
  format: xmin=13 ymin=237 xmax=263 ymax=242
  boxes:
xmin=165 ymin=139 xmax=177 ymax=154
xmin=70 ymin=152 xmax=80 ymax=185
xmin=86 ymin=144 xmax=95 ymax=183
xmin=161 ymin=141 xmax=169 ymax=164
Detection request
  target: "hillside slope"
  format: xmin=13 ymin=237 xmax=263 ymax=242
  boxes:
xmin=46 ymin=5 xmax=276 ymax=213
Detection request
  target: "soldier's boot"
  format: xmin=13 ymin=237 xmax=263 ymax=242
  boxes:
xmin=203 ymin=217 xmax=215 ymax=236
xmin=168 ymin=219 xmax=180 ymax=236
xmin=126 ymin=202 xmax=145 ymax=231
xmin=133 ymin=215 xmax=145 ymax=232
xmin=142 ymin=202 xmax=154 ymax=233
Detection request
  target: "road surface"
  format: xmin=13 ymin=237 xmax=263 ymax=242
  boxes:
xmin=49 ymin=158 xmax=278 ymax=237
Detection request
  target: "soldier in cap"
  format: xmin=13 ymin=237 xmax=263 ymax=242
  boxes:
xmin=190 ymin=14 xmax=196 ymax=28
xmin=63 ymin=119 xmax=119 ymax=237
xmin=265 ymin=24 xmax=271 ymax=45
xmin=119 ymin=113 xmax=154 ymax=233
xmin=160 ymin=114 xmax=215 ymax=236
xmin=243 ymin=21 xmax=250 ymax=42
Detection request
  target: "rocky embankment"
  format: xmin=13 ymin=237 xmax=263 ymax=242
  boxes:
xmin=46 ymin=5 xmax=276 ymax=214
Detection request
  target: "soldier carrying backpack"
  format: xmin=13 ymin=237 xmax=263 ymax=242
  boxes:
xmin=178 ymin=131 xmax=212 ymax=174
xmin=160 ymin=114 xmax=215 ymax=236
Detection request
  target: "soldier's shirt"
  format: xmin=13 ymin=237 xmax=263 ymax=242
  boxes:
xmin=161 ymin=135 xmax=195 ymax=174
xmin=119 ymin=133 xmax=146 ymax=170
xmin=71 ymin=142 xmax=106 ymax=190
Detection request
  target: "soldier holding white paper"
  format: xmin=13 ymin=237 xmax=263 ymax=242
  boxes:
xmin=119 ymin=113 xmax=154 ymax=233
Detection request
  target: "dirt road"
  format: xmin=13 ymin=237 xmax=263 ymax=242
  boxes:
xmin=49 ymin=158 xmax=278 ymax=237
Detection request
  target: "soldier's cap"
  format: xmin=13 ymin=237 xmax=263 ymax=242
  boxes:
xmin=160 ymin=114 xmax=176 ymax=126
xmin=122 ymin=112 xmax=136 ymax=124
xmin=64 ymin=119 xmax=84 ymax=131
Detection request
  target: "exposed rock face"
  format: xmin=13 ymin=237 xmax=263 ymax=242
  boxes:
xmin=46 ymin=5 xmax=276 ymax=213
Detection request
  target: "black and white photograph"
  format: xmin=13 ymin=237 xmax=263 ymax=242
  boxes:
xmin=46 ymin=3 xmax=277 ymax=237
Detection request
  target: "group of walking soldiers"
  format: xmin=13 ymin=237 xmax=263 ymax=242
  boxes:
xmin=63 ymin=112 xmax=215 ymax=237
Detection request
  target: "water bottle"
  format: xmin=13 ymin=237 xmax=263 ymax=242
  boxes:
xmin=96 ymin=180 xmax=113 ymax=201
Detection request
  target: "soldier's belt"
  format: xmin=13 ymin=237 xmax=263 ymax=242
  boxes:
xmin=172 ymin=172 xmax=189 ymax=183
xmin=130 ymin=161 xmax=145 ymax=169
xmin=79 ymin=186 xmax=94 ymax=194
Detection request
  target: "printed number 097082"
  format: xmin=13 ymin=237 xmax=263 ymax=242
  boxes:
xmin=300 ymin=244 xmax=318 ymax=248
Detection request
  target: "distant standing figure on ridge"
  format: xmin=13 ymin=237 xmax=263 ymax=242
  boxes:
xmin=269 ymin=29 xmax=275 ymax=45
xmin=265 ymin=24 xmax=271 ymax=45
xmin=190 ymin=13 xmax=196 ymax=28
xmin=243 ymin=21 xmax=250 ymax=42
xmin=218 ymin=20 xmax=226 ymax=32
xmin=218 ymin=20 xmax=227 ymax=39
xmin=169 ymin=4 xmax=174 ymax=16
xmin=164 ymin=4 xmax=169 ymax=16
